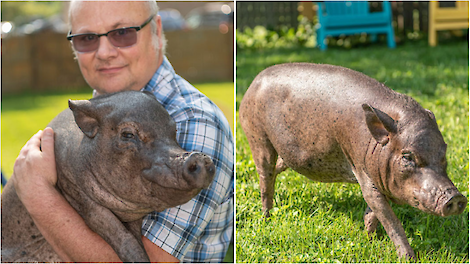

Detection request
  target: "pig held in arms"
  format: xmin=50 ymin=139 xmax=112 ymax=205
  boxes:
xmin=2 ymin=91 xmax=215 ymax=262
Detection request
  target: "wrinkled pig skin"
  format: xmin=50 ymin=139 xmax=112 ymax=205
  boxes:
xmin=239 ymin=63 xmax=467 ymax=259
xmin=2 ymin=91 xmax=215 ymax=263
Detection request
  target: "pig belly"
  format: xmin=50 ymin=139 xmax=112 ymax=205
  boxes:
xmin=278 ymin=143 xmax=358 ymax=183
xmin=261 ymin=98 xmax=358 ymax=184
xmin=1 ymin=184 xmax=62 ymax=262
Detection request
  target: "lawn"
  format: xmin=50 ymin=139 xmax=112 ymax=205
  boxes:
xmin=236 ymin=40 xmax=469 ymax=263
xmin=1 ymin=82 xmax=234 ymax=179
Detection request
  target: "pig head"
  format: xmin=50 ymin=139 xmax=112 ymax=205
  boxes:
xmin=362 ymin=104 xmax=466 ymax=218
xmin=239 ymin=63 xmax=467 ymax=260
xmin=360 ymin=103 xmax=466 ymax=259
xmin=2 ymin=91 xmax=215 ymax=263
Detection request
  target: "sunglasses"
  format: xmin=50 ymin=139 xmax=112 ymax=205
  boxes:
xmin=67 ymin=15 xmax=155 ymax=53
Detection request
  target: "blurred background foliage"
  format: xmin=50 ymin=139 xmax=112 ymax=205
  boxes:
xmin=236 ymin=2 xmax=468 ymax=51
xmin=1 ymin=1 xmax=64 ymax=22
xmin=236 ymin=16 xmax=317 ymax=50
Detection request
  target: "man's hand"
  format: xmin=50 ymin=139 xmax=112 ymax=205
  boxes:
xmin=11 ymin=127 xmax=57 ymax=209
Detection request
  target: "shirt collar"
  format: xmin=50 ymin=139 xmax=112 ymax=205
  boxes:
xmin=142 ymin=56 xmax=175 ymax=92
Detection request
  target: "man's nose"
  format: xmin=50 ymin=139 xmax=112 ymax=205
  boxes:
xmin=95 ymin=36 xmax=119 ymax=59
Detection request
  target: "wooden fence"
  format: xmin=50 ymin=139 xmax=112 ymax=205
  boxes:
xmin=236 ymin=2 xmax=299 ymax=30
xmin=237 ymin=1 xmax=463 ymax=38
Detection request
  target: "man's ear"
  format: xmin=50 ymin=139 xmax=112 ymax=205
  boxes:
xmin=362 ymin=104 xmax=397 ymax=145
xmin=69 ymin=99 xmax=99 ymax=138
xmin=155 ymin=15 xmax=163 ymax=50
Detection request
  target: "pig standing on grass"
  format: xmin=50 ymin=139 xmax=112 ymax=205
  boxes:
xmin=2 ymin=91 xmax=215 ymax=262
xmin=239 ymin=63 xmax=467 ymax=259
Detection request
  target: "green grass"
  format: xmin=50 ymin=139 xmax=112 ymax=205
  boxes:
xmin=1 ymin=82 xmax=234 ymax=179
xmin=236 ymin=40 xmax=469 ymax=263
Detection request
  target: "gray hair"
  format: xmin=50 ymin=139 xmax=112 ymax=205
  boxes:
xmin=145 ymin=0 xmax=167 ymax=55
xmin=68 ymin=0 xmax=167 ymax=55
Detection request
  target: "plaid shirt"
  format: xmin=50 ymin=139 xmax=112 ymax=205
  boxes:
xmin=141 ymin=56 xmax=234 ymax=262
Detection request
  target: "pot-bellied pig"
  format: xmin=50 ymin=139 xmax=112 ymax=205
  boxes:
xmin=2 ymin=91 xmax=215 ymax=262
xmin=239 ymin=63 xmax=467 ymax=259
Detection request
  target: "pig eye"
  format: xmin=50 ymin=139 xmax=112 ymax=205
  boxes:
xmin=402 ymin=152 xmax=415 ymax=162
xmin=121 ymin=131 xmax=135 ymax=140
xmin=403 ymin=154 xmax=412 ymax=161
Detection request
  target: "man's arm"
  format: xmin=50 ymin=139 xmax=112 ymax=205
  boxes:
xmin=142 ymin=236 xmax=180 ymax=262
xmin=21 ymin=184 xmax=121 ymax=262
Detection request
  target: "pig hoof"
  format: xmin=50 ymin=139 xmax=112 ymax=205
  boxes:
xmin=398 ymin=251 xmax=416 ymax=261
xmin=363 ymin=207 xmax=379 ymax=236
xmin=262 ymin=208 xmax=272 ymax=219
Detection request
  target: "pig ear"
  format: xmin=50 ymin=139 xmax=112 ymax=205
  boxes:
xmin=69 ymin=99 xmax=99 ymax=138
xmin=362 ymin=104 xmax=397 ymax=145
xmin=425 ymin=109 xmax=436 ymax=120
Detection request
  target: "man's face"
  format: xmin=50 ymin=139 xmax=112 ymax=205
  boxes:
xmin=70 ymin=1 xmax=163 ymax=94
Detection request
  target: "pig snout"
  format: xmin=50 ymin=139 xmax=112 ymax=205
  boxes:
xmin=142 ymin=152 xmax=215 ymax=190
xmin=414 ymin=185 xmax=467 ymax=217
xmin=183 ymin=153 xmax=216 ymax=189
xmin=441 ymin=191 xmax=467 ymax=216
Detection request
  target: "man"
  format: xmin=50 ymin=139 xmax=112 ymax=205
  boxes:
xmin=11 ymin=1 xmax=233 ymax=262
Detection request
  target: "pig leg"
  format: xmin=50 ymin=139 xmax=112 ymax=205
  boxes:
xmin=358 ymin=176 xmax=416 ymax=260
xmin=124 ymin=220 xmax=145 ymax=249
xmin=257 ymin=152 xmax=278 ymax=217
xmin=364 ymin=206 xmax=379 ymax=235
xmin=82 ymin=202 xmax=150 ymax=262
xmin=247 ymin=136 xmax=279 ymax=217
